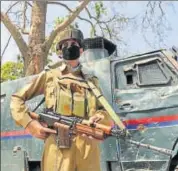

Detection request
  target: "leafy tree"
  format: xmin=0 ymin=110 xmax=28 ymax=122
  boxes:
xmin=1 ymin=61 xmax=24 ymax=82
xmin=1 ymin=53 xmax=54 ymax=83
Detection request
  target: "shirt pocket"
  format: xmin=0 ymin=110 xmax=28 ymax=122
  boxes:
xmin=73 ymin=92 xmax=85 ymax=117
xmin=87 ymin=90 xmax=97 ymax=117
xmin=56 ymin=86 xmax=72 ymax=116
xmin=45 ymin=84 xmax=56 ymax=110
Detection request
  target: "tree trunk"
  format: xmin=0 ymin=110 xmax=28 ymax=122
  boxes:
xmin=1 ymin=0 xmax=90 ymax=76
xmin=25 ymin=1 xmax=47 ymax=76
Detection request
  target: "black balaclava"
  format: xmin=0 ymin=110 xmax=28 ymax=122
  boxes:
xmin=62 ymin=44 xmax=80 ymax=60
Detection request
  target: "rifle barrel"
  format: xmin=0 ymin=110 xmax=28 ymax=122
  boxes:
xmin=126 ymin=139 xmax=173 ymax=156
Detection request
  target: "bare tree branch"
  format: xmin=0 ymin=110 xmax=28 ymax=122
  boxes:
xmin=21 ymin=1 xmax=29 ymax=34
xmin=158 ymin=1 xmax=165 ymax=16
xmin=1 ymin=12 xmax=28 ymax=59
xmin=85 ymin=7 xmax=117 ymax=24
xmin=85 ymin=6 xmax=110 ymax=37
xmin=85 ymin=6 xmax=120 ymax=39
xmin=97 ymin=23 xmax=105 ymax=37
xmin=141 ymin=1 xmax=168 ymax=47
xmin=5 ymin=1 xmax=31 ymax=35
xmin=47 ymin=1 xmax=96 ymax=36
xmin=5 ymin=1 xmax=20 ymax=14
xmin=26 ymin=2 xmax=32 ymax=7
xmin=85 ymin=7 xmax=92 ymax=19
xmin=105 ymin=24 xmax=112 ymax=39
xmin=1 ymin=35 xmax=12 ymax=61
xmin=47 ymin=1 xmax=74 ymax=12
xmin=44 ymin=0 xmax=90 ymax=53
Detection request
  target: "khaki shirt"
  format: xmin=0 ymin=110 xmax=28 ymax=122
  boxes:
xmin=10 ymin=62 xmax=112 ymax=128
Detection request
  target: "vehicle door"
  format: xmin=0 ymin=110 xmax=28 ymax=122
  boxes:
xmin=110 ymin=50 xmax=178 ymax=164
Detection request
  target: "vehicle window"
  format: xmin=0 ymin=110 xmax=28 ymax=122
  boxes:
xmin=137 ymin=60 xmax=169 ymax=86
xmin=124 ymin=70 xmax=137 ymax=86
xmin=115 ymin=58 xmax=171 ymax=89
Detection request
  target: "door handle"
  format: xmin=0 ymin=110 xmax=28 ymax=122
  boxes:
xmin=119 ymin=103 xmax=133 ymax=110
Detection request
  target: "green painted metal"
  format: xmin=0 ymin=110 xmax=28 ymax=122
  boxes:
xmin=1 ymin=148 xmax=28 ymax=171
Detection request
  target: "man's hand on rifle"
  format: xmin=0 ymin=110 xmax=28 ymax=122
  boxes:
xmin=88 ymin=114 xmax=105 ymax=124
xmin=25 ymin=120 xmax=57 ymax=140
xmin=81 ymin=114 xmax=104 ymax=140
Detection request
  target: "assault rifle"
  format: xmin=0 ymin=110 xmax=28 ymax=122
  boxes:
xmin=29 ymin=110 xmax=174 ymax=157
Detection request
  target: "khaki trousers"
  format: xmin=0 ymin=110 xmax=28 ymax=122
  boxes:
xmin=41 ymin=135 xmax=101 ymax=171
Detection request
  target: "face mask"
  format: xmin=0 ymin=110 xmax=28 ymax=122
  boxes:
xmin=62 ymin=44 xmax=80 ymax=60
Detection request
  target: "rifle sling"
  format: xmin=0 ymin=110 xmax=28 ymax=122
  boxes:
xmin=86 ymin=80 xmax=126 ymax=131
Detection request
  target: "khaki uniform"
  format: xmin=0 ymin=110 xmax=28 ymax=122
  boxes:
xmin=10 ymin=61 xmax=112 ymax=171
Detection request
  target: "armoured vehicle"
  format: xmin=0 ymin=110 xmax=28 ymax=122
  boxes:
xmin=1 ymin=37 xmax=178 ymax=171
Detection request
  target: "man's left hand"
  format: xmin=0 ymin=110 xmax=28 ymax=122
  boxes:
xmin=88 ymin=114 xmax=104 ymax=125
xmin=81 ymin=114 xmax=104 ymax=140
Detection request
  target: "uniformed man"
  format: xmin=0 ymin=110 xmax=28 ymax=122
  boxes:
xmin=10 ymin=28 xmax=111 ymax=171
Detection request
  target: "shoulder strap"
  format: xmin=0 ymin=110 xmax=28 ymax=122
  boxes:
xmin=86 ymin=79 xmax=127 ymax=131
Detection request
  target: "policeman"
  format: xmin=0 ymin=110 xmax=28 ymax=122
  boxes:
xmin=10 ymin=28 xmax=111 ymax=171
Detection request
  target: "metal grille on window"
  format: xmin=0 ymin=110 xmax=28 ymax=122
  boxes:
xmin=138 ymin=61 xmax=168 ymax=85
